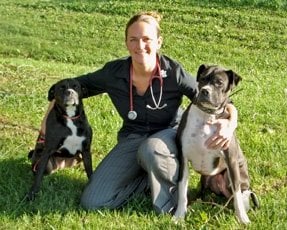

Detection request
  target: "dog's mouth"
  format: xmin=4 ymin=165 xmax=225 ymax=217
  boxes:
xmin=196 ymin=100 xmax=222 ymax=114
xmin=195 ymin=92 xmax=224 ymax=114
xmin=197 ymin=100 xmax=220 ymax=110
xmin=64 ymin=97 xmax=79 ymax=106
xmin=62 ymin=88 xmax=80 ymax=106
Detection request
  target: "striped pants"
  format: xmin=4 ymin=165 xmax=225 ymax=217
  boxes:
xmin=80 ymin=128 xmax=179 ymax=214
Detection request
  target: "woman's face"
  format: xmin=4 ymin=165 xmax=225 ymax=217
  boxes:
xmin=126 ymin=21 xmax=162 ymax=66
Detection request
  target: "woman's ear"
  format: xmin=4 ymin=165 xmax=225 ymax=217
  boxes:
xmin=157 ymin=36 xmax=163 ymax=49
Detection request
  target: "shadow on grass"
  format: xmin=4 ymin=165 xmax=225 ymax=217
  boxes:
xmin=0 ymin=155 xmax=235 ymax=221
xmin=0 ymin=156 xmax=87 ymax=218
xmin=0 ymin=156 xmax=158 ymax=219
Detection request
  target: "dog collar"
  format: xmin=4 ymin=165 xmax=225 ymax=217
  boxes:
xmin=63 ymin=115 xmax=81 ymax=120
xmin=195 ymin=102 xmax=226 ymax=118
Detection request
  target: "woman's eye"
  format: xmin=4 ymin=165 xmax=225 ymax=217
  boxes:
xmin=129 ymin=37 xmax=153 ymax=43
xmin=143 ymin=37 xmax=152 ymax=43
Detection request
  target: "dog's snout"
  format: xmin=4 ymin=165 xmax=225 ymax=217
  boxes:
xmin=200 ymin=88 xmax=210 ymax=97
xmin=63 ymin=88 xmax=79 ymax=106
xmin=65 ymin=89 xmax=74 ymax=96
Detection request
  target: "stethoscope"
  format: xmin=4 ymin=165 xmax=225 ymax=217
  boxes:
xmin=128 ymin=59 xmax=167 ymax=120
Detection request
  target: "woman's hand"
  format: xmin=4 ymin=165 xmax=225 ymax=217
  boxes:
xmin=205 ymin=104 xmax=238 ymax=150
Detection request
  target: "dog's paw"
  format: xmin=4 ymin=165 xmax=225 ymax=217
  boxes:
xmin=236 ymin=210 xmax=250 ymax=225
xmin=173 ymin=209 xmax=186 ymax=221
xmin=234 ymin=190 xmax=251 ymax=224
xmin=172 ymin=215 xmax=184 ymax=224
xmin=242 ymin=190 xmax=251 ymax=212
xmin=242 ymin=190 xmax=260 ymax=212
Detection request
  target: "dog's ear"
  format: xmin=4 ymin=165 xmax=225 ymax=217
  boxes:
xmin=197 ymin=64 xmax=209 ymax=81
xmin=226 ymin=70 xmax=242 ymax=90
xmin=47 ymin=84 xmax=56 ymax=101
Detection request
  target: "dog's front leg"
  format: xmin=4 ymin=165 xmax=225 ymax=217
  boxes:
xmin=26 ymin=150 xmax=50 ymax=201
xmin=82 ymin=152 xmax=92 ymax=179
xmin=174 ymin=157 xmax=189 ymax=220
xmin=224 ymin=149 xmax=250 ymax=224
xmin=82 ymin=142 xmax=93 ymax=178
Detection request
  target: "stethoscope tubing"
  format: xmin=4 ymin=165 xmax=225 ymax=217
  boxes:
xmin=128 ymin=58 xmax=167 ymax=120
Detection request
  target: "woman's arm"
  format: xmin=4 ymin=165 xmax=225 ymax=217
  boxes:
xmin=39 ymin=100 xmax=55 ymax=135
xmin=205 ymin=103 xmax=238 ymax=150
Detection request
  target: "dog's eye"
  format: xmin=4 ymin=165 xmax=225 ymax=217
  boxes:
xmin=72 ymin=84 xmax=79 ymax=89
xmin=214 ymin=79 xmax=223 ymax=87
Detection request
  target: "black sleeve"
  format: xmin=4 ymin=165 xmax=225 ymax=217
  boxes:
xmin=176 ymin=65 xmax=197 ymax=101
xmin=47 ymin=63 xmax=110 ymax=101
xmin=74 ymin=65 xmax=109 ymax=98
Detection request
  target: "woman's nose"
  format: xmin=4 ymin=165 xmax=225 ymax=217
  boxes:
xmin=137 ymin=39 xmax=146 ymax=49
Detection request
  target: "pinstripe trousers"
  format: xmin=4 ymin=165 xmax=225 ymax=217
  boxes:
xmin=80 ymin=127 xmax=179 ymax=214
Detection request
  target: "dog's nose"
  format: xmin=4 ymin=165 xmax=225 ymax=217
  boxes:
xmin=201 ymin=88 xmax=210 ymax=97
xmin=66 ymin=89 xmax=74 ymax=97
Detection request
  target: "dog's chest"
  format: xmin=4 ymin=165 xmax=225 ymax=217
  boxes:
xmin=181 ymin=106 xmax=226 ymax=175
xmin=60 ymin=119 xmax=86 ymax=155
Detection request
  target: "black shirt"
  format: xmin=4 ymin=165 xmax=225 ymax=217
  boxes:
xmin=75 ymin=55 xmax=197 ymax=137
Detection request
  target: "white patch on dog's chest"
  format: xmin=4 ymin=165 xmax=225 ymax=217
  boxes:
xmin=61 ymin=119 xmax=86 ymax=155
xmin=181 ymin=106 xmax=226 ymax=175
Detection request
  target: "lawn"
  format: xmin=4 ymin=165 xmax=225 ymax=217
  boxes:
xmin=0 ymin=0 xmax=286 ymax=229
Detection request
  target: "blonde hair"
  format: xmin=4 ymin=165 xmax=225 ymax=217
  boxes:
xmin=125 ymin=11 xmax=162 ymax=40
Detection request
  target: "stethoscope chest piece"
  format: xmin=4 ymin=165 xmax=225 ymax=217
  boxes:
xmin=128 ymin=110 xmax=137 ymax=120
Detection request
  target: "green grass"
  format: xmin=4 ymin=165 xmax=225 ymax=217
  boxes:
xmin=1 ymin=0 xmax=287 ymax=229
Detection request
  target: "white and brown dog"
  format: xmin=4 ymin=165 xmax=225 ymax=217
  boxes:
xmin=174 ymin=64 xmax=259 ymax=224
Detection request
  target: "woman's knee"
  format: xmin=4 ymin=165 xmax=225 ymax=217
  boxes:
xmin=137 ymin=136 xmax=169 ymax=171
xmin=137 ymin=130 xmax=179 ymax=181
xmin=80 ymin=183 xmax=102 ymax=210
xmin=138 ymin=129 xmax=177 ymax=161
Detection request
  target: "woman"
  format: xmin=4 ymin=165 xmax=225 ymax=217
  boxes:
xmin=32 ymin=12 xmax=238 ymax=214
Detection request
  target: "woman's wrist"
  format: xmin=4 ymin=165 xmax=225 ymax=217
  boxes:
xmin=226 ymin=103 xmax=238 ymax=131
